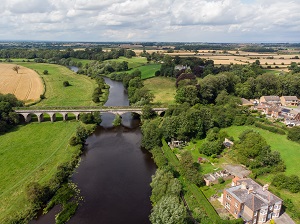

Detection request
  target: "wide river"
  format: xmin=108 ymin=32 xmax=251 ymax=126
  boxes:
xmin=31 ymin=77 xmax=156 ymax=223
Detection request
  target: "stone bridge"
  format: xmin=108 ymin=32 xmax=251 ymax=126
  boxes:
xmin=14 ymin=107 xmax=166 ymax=122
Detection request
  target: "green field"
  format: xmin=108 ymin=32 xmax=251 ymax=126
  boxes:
xmin=70 ymin=58 xmax=95 ymax=65
xmin=107 ymin=56 xmax=147 ymax=69
xmin=144 ymin=77 xmax=176 ymax=106
xmin=0 ymin=121 xmax=81 ymax=222
xmin=130 ymin=63 xmax=161 ymax=79
xmin=19 ymin=62 xmax=98 ymax=107
xmin=223 ymin=125 xmax=300 ymax=176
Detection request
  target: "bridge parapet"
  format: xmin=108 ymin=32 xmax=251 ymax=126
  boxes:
xmin=14 ymin=107 xmax=167 ymax=123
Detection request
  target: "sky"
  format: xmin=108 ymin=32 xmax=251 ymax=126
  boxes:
xmin=0 ymin=0 xmax=299 ymax=43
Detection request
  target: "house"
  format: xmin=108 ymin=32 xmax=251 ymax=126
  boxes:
xmin=263 ymin=106 xmax=282 ymax=118
xmin=222 ymin=178 xmax=282 ymax=224
xmin=280 ymin=96 xmax=299 ymax=106
xmin=260 ymin=96 xmax=281 ymax=105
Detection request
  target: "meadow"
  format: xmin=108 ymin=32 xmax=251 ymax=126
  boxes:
xmin=0 ymin=121 xmax=81 ymax=223
xmin=19 ymin=62 xmax=98 ymax=107
xmin=144 ymin=77 xmax=176 ymax=106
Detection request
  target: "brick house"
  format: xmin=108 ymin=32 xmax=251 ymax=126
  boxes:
xmin=280 ymin=96 xmax=299 ymax=106
xmin=260 ymin=96 xmax=281 ymax=105
xmin=222 ymin=178 xmax=282 ymax=224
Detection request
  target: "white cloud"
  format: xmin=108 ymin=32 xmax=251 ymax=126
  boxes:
xmin=0 ymin=0 xmax=299 ymax=42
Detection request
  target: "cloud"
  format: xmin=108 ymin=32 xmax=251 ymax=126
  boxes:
xmin=0 ymin=0 xmax=299 ymax=42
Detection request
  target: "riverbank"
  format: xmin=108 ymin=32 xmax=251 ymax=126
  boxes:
xmin=0 ymin=121 xmax=81 ymax=223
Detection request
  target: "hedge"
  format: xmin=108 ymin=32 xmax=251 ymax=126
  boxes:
xmin=254 ymin=122 xmax=286 ymax=135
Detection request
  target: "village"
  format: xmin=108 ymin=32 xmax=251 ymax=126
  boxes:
xmin=242 ymin=96 xmax=300 ymax=126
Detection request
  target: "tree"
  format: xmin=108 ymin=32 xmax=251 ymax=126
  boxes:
xmin=12 ymin=65 xmax=20 ymax=74
xmin=150 ymin=169 xmax=182 ymax=204
xmin=113 ymin=114 xmax=122 ymax=126
xmin=150 ymin=196 xmax=187 ymax=224
xmin=141 ymin=105 xmax=156 ymax=120
xmin=287 ymin=126 xmax=300 ymax=143
xmin=141 ymin=119 xmax=162 ymax=150
xmin=175 ymin=85 xmax=199 ymax=106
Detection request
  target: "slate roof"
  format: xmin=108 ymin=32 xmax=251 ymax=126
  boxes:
xmin=281 ymin=96 xmax=298 ymax=101
xmin=262 ymin=96 xmax=280 ymax=102
xmin=226 ymin=178 xmax=282 ymax=212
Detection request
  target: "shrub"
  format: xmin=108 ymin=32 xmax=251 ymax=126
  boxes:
xmin=43 ymin=70 xmax=48 ymax=75
xmin=63 ymin=81 xmax=70 ymax=87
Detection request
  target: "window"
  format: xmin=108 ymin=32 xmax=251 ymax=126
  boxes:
xmin=235 ymin=202 xmax=238 ymax=208
xmin=234 ymin=209 xmax=237 ymax=214
xmin=274 ymin=204 xmax=281 ymax=210
xmin=226 ymin=194 xmax=231 ymax=201
xmin=225 ymin=202 xmax=231 ymax=209
xmin=261 ymin=217 xmax=266 ymax=222
xmin=260 ymin=209 xmax=267 ymax=215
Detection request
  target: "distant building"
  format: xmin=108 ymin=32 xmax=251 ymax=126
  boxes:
xmin=222 ymin=178 xmax=282 ymax=224
xmin=280 ymin=96 xmax=299 ymax=106
xmin=260 ymin=96 xmax=281 ymax=105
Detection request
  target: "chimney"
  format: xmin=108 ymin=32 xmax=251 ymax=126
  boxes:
xmin=248 ymin=186 xmax=254 ymax=194
xmin=262 ymin=184 xmax=269 ymax=191
xmin=241 ymin=181 xmax=247 ymax=190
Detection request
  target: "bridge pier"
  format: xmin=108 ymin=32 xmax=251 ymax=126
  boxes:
xmin=48 ymin=113 xmax=56 ymax=122
xmin=73 ymin=112 xmax=80 ymax=121
xmin=36 ymin=113 xmax=44 ymax=123
xmin=20 ymin=113 xmax=32 ymax=123
xmin=61 ymin=112 xmax=68 ymax=121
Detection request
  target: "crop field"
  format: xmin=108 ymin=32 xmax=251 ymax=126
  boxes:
xmin=0 ymin=63 xmax=44 ymax=104
xmin=0 ymin=121 xmax=80 ymax=223
xmin=144 ymin=77 xmax=176 ymax=106
xmin=19 ymin=62 xmax=97 ymax=107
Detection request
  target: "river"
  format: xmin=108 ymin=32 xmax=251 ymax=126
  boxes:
xmin=31 ymin=76 xmax=156 ymax=223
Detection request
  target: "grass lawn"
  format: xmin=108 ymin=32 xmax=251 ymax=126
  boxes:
xmin=131 ymin=63 xmax=160 ymax=79
xmin=222 ymin=125 xmax=300 ymax=177
xmin=19 ymin=62 xmax=98 ymax=107
xmin=107 ymin=56 xmax=147 ymax=69
xmin=0 ymin=121 xmax=81 ymax=223
xmin=70 ymin=58 xmax=95 ymax=65
xmin=144 ymin=77 xmax=176 ymax=106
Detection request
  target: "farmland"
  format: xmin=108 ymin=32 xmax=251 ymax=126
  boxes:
xmin=19 ymin=62 xmax=98 ymax=107
xmin=0 ymin=121 xmax=81 ymax=223
xmin=0 ymin=63 xmax=43 ymax=104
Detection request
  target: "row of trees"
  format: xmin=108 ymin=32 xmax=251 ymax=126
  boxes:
xmin=0 ymin=47 xmax=136 ymax=61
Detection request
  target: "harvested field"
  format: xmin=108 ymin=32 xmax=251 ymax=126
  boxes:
xmin=0 ymin=63 xmax=43 ymax=104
